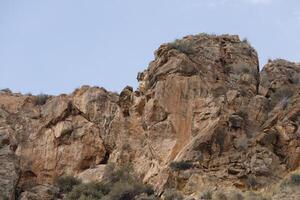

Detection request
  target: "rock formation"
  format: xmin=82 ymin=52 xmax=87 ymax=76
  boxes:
xmin=1 ymin=34 xmax=300 ymax=199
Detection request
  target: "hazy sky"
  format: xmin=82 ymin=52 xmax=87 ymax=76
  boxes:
xmin=1 ymin=0 xmax=300 ymax=95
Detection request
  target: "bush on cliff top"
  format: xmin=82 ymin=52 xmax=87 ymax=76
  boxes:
xmin=35 ymin=93 xmax=50 ymax=105
xmin=168 ymin=39 xmax=197 ymax=55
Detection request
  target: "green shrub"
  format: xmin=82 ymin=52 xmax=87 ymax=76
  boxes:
xmin=211 ymin=86 xmax=226 ymax=98
xmin=235 ymin=110 xmax=248 ymax=120
xmin=290 ymin=174 xmax=300 ymax=186
xmin=269 ymin=87 xmax=293 ymax=109
xmin=35 ymin=93 xmax=50 ymax=105
xmin=168 ymin=39 xmax=197 ymax=55
xmin=136 ymin=195 xmax=157 ymax=200
xmin=200 ymin=189 xmax=213 ymax=199
xmin=103 ymin=164 xmax=133 ymax=184
xmin=169 ymin=161 xmax=193 ymax=171
xmin=66 ymin=182 xmax=108 ymax=200
xmin=213 ymin=191 xmax=227 ymax=200
xmin=234 ymin=136 xmax=248 ymax=151
xmin=241 ymin=67 xmax=251 ymax=74
xmin=0 ymin=194 xmax=9 ymax=200
xmin=289 ymin=73 xmax=300 ymax=84
xmin=246 ymin=176 xmax=258 ymax=190
xmin=54 ymin=175 xmax=81 ymax=193
xmin=163 ymin=189 xmax=183 ymax=200
xmin=226 ymin=191 xmax=244 ymax=200
xmin=104 ymin=178 xmax=153 ymax=200
xmin=0 ymin=88 xmax=11 ymax=93
xmin=108 ymin=181 xmax=143 ymax=200
xmin=243 ymin=191 xmax=270 ymax=200
xmin=242 ymin=38 xmax=251 ymax=45
xmin=59 ymin=164 xmax=155 ymax=200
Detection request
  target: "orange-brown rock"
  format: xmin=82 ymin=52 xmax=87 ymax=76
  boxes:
xmin=1 ymin=34 xmax=300 ymax=199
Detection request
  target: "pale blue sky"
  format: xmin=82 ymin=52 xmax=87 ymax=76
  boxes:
xmin=1 ymin=0 xmax=300 ymax=95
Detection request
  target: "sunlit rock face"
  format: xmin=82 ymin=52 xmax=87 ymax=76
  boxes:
xmin=1 ymin=34 xmax=300 ymax=199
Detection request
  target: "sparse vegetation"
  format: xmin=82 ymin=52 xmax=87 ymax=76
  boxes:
xmin=168 ymin=39 xmax=197 ymax=55
xmin=0 ymin=88 xmax=12 ymax=93
xmin=269 ymin=87 xmax=294 ymax=109
xmin=213 ymin=191 xmax=227 ymax=200
xmin=246 ymin=176 xmax=258 ymax=190
xmin=57 ymin=164 xmax=154 ymax=200
xmin=211 ymin=86 xmax=226 ymax=98
xmin=289 ymin=174 xmax=300 ymax=186
xmin=169 ymin=161 xmax=193 ymax=171
xmin=241 ymin=66 xmax=251 ymax=74
xmin=225 ymin=191 xmax=244 ymax=200
xmin=0 ymin=194 xmax=9 ymax=200
xmin=195 ymin=189 xmax=271 ymax=200
xmin=66 ymin=182 xmax=109 ymax=200
xmin=35 ymin=93 xmax=50 ymax=105
xmin=242 ymin=38 xmax=250 ymax=45
xmin=281 ymin=173 xmax=300 ymax=188
xmin=54 ymin=175 xmax=81 ymax=193
xmin=164 ymin=189 xmax=183 ymax=200
xmin=224 ymin=65 xmax=232 ymax=74
xmin=200 ymin=189 xmax=213 ymax=199
xmin=195 ymin=33 xmax=215 ymax=37
xmin=234 ymin=135 xmax=248 ymax=151
xmin=288 ymin=73 xmax=300 ymax=84
xmin=237 ymin=108 xmax=248 ymax=117
xmin=243 ymin=191 xmax=270 ymax=200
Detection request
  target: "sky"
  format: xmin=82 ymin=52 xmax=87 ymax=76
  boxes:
xmin=0 ymin=0 xmax=300 ymax=95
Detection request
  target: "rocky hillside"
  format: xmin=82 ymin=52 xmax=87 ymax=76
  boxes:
xmin=1 ymin=34 xmax=300 ymax=199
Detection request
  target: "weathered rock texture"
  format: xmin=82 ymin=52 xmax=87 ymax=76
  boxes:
xmin=1 ymin=34 xmax=300 ymax=199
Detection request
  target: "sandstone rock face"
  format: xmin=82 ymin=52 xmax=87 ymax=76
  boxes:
xmin=1 ymin=34 xmax=300 ymax=198
xmin=0 ymin=106 xmax=20 ymax=200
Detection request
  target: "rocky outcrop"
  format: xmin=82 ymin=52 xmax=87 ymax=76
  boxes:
xmin=0 ymin=107 xmax=20 ymax=200
xmin=1 ymin=34 xmax=300 ymax=199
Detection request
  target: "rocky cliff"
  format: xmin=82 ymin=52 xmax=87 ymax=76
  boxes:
xmin=1 ymin=34 xmax=300 ymax=199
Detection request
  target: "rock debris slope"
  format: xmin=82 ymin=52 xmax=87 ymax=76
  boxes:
xmin=1 ymin=34 xmax=300 ymax=199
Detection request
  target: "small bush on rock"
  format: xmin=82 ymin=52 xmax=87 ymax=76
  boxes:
xmin=54 ymin=175 xmax=81 ymax=193
xmin=0 ymin=194 xmax=9 ymax=200
xmin=168 ymin=39 xmax=197 ymax=55
xmin=282 ymin=173 xmax=300 ymax=187
xmin=108 ymin=181 xmax=147 ymax=200
xmin=103 ymin=164 xmax=133 ymax=184
xmin=226 ymin=190 xmax=244 ymax=200
xmin=290 ymin=174 xmax=300 ymax=186
xmin=0 ymin=88 xmax=11 ymax=93
xmin=169 ymin=161 xmax=193 ymax=171
xmin=269 ymin=87 xmax=293 ymax=109
xmin=60 ymin=164 xmax=155 ymax=200
xmin=164 ymin=189 xmax=183 ymax=200
xmin=35 ymin=93 xmax=50 ymax=105
xmin=211 ymin=86 xmax=226 ymax=98
xmin=243 ymin=191 xmax=270 ymax=200
xmin=200 ymin=189 xmax=213 ymax=199
xmin=242 ymin=38 xmax=251 ymax=45
xmin=66 ymin=182 xmax=108 ymax=200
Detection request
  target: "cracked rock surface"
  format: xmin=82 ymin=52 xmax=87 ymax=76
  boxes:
xmin=1 ymin=34 xmax=300 ymax=199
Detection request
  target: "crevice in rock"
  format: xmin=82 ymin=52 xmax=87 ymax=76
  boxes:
xmin=100 ymin=151 xmax=110 ymax=164
xmin=44 ymin=102 xmax=77 ymax=129
xmin=256 ymin=64 xmax=260 ymax=95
